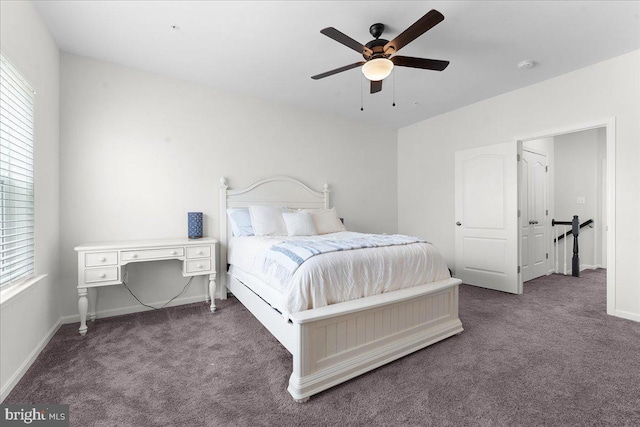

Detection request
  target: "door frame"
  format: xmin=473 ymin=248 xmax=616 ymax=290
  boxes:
xmin=515 ymin=117 xmax=616 ymax=316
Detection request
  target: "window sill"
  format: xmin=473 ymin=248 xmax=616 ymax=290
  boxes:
xmin=0 ymin=274 xmax=48 ymax=308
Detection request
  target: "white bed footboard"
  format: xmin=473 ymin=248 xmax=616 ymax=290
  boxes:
xmin=228 ymin=271 xmax=462 ymax=402
xmin=287 ymin=278 xmax=462 ymax=401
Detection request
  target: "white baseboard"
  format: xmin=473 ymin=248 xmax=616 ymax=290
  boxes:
xmin=1 ymin=318 xmax=62 ymax=402
xmin=552 ymin=264 xmax=601 ymax=275
xmin=60 ymin=294 xmax=209 ymax=325
xmin=613 ymin=309 xmax=640 ymax=323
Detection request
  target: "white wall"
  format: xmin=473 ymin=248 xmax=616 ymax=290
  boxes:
xmin=0 ymin=1 xmax=60 ymax=400
xmin=398 ymin=50 xmax=640 ymax=321
xmin=554 ymin=128 xmax=606 ymax=270
xmin=59 ymin=53 xmax=398 ymax=320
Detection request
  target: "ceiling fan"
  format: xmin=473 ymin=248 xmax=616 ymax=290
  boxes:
xmin=311 ymin=9 xmax=449 ymax=94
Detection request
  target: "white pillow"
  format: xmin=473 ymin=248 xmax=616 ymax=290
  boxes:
xmin=282 ymin=212 xmax=317 ymax=236
xmin=227 ymin=208 xmax=254 ymax=236
xmin=249 ymin=205 xmax=289 ymax=236
xmin=301 ymin=207 xmax=346 ymax=235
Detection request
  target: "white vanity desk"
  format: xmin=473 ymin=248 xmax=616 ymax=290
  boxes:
xmin=74 ymin=237 xmax=217 ymax=335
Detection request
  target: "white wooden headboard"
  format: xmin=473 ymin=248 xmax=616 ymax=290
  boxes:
xmin=218 ymin=176 xmax=330 ymax=298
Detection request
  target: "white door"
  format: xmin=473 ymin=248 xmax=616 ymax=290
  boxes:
xmin=455 ymin=142 xmax=520 ymax=294
xmin=521 ymin=150 xmax=549 ymax=282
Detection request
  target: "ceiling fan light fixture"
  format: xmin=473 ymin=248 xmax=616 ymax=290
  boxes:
xmin=362 ymin=58 xmax=394 ymax=81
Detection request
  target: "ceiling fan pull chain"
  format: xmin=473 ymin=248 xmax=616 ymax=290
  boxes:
xmin=360 ymin=73 xmax=364 ymax=111
xmin=392 ymin=70 xmax=396 ymax=107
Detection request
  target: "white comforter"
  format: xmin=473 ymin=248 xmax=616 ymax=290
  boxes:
xmin=228 ymin=231 xmax=451 ymax=317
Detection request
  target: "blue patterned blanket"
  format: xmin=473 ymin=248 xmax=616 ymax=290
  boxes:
xmin=262 ymin=233 xmax=426 ymax=284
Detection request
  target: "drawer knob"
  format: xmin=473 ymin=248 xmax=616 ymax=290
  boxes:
xmin=197 ymin=251 xmax=203 ymax=255
xmin=99 ymin=257 xmax=106 ymax=262
xmin=171 ymin=251 xmax=177 ymax=255
xmin=131 ymin=254 xmax=138 ymax=258
xmin=99 ymin=273 xmax=106 ymax=279
xmin=197 ymin=264 xmax=203 ymax=269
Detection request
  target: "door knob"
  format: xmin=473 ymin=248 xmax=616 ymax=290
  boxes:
xmin=456 ymin=222 xmax=462 ymax=226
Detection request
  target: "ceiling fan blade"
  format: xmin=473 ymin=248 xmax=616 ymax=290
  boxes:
xmin=311 ymin=61 xmax=366 ymax=80
xmin=370 ymin=80 xmax=382 ymax=94
xmin=391 ymin=56 xmax=449 ymax=71
xmin=384 ymin=9 xmax=444 ymax=54
xmin=321 ymin=27 xmax=373 ymax=57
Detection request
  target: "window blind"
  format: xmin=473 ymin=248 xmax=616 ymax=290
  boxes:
xmin=0 ymin=53 xmax=35 ymax=287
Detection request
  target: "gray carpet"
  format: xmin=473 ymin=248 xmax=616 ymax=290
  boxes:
xmin=5 ymin=269 xmax=640 ymax=426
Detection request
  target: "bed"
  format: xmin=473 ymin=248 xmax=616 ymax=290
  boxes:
xmin=218 ymin=176 xmax=463 ymax=402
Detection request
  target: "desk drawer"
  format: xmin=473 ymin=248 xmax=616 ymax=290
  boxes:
xmin=187 ymin=246 xmax=211 ymax=259
xmin=85 ymin=267 xmax=118 ymax=283
xmin=85 ymin=251 xmax=118 ymax=267
xmin=186 ymin=259 xmax=211 ymax=273
xmin=121 ymin=247 xmax=184 ymax=262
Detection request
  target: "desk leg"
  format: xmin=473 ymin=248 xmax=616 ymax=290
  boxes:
xmin=88 ymin=287 xmax=97 ymax=321
xmin=209 ymin=273 xmax=217 ymax=312
xmin=78 ymin=288 xmax=88 ymax=336
xmin=204 ymin=278 xmax=210 ymax=303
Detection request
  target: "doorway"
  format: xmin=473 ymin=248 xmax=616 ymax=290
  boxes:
xmin=454 ymin=118 xmax=615 ymax=314
xmin=517 ymin=118 xmax=615 ymax=315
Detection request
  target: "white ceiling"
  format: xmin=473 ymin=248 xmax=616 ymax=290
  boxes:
xmin=33 ymin=1 xmax=640 ymax=129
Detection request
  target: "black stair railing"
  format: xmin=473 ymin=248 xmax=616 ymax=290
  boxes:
xmin=554 ymin=218 xmax=594 ymax=243
xmin=552 ymin=216 xmax=593 ymax=278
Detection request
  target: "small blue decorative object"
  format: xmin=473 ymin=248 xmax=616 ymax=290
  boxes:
xmin=188 ymin=212 xmax=203 ymax=239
